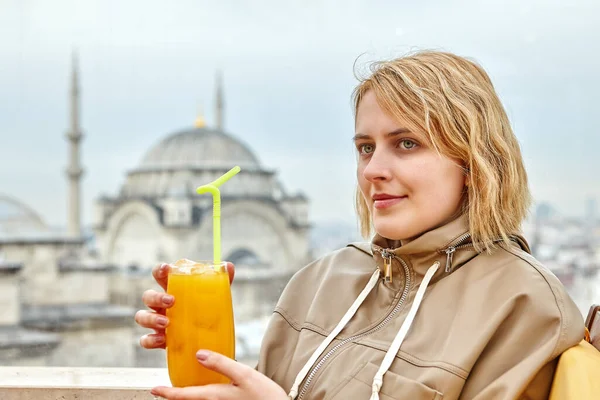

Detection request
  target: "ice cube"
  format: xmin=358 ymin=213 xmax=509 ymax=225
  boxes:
xmin=191 ymin=264 xmax=208 ymax=274
xmin=174 ymin=258 xmax=195 ymax=267
xmin=179 ymin=266 xmax=194 ymax=274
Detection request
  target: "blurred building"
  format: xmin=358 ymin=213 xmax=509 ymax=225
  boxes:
xmin=0 ymin=55 xmax=312 ymax=368
xmin=0 ymin=195 xmax=133 ymax=367
xmin=92 ymin=72 xmax=311 ymax=367
xmin=523 ymin=200 xmax=600 ymax=315
xmin=94 ymin=110 xmax=311 ymax=323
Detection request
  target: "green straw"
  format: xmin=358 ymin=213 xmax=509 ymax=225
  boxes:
xmin=196 ymin=166 xmax=241 ymax=264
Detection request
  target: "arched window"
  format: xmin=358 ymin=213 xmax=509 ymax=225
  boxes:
xmin=226 ymin=248 xmax=261 ymax=266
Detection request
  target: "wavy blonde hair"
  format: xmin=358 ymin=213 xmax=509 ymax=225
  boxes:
xmin=353 ymin=51 xmax=531 ymax=253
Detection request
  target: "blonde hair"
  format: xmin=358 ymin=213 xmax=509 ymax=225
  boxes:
xmin=353 ymin=51 xmax=532 ymax=253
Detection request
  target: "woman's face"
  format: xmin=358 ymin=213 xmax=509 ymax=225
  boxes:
xmin=355 ymin=90 xmax=466 ymax=242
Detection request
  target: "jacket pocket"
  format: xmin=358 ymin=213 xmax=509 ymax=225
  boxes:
xmin=328 ymin=362 xmax=443 ymax=400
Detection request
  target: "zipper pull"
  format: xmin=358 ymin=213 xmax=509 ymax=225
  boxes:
xmin=381 ymin=249 xmax=393 ymax=283
xmin=445 ymin=246 xmax=456 ymax=273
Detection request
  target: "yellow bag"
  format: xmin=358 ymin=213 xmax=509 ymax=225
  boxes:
xmin=548 ymin=339 xmax=600 ymax=400
xmin=549 ymin=305 xmax=600 ymax=400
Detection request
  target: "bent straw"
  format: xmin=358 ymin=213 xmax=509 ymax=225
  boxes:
xmin=196 ymin=166 xmax=241 ymax=265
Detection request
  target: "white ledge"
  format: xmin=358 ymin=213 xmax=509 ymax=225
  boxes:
xmin=0 ymin=367 xmax=171 ymax=399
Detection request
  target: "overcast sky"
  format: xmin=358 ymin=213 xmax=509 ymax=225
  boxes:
xmin=1 ymin=0 xmax=599 ymax=228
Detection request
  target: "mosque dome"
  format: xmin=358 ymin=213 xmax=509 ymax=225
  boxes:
xmin=0 ymin=194 xmax=48 ymax=237
xmin=136 ymin=125 xmax=260 ymax=172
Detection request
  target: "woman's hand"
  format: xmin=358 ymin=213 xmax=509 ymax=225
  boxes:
xmin=151 ymin=350 xmax=288 ymax=400
xmin=135 ymin=262 xmax=235 ymax=349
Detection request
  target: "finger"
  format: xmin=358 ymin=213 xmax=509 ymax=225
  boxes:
xmin=134 ymin=310 xmax=169 ymax=330
xmin=139 ymin=333 xmax=166 ymax=349
xmin=152 ymin=263 xmax=171 ymax=291
xmin=151 ymin=384 xmax=234 ymax=400
xmin=142 ymin=289 xmax=174 ymax=310
xmin=196 ymin=350 xmax=253 ymax=385
xmin=225 ymin=262 xmax=235 ymax=284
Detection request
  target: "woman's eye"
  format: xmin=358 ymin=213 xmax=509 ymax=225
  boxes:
xmin=399 ymin=139 xmax=417 ymax=150
xmin=359 ymin=144 xmax=375 ymax=154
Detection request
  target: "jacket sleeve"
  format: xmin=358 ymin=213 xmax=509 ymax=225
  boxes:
xmin=255 ymin=310 xmax=300 ymax=378
xmin=459 ymin=284 xmax=584 ymax=400
xmin=255 ymin=257 xmax=321 ymax=380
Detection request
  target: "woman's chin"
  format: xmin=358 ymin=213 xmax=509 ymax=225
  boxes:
xmin=373 ymin=220 xmax=414 ymax=241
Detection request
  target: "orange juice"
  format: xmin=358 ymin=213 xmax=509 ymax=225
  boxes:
xmin=166 ymin=261 xmax=235 ymax=387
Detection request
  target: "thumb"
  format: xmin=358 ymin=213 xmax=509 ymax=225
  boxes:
xmin=196 ymin=350 xmax=250 ymax=384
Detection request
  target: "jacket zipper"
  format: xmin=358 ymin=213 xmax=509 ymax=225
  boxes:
xmin=442 ymin=233 xmax=471 ymax=272
xmin=381 ymin=248 xmax=394 ymax=283
xmin=441 ymin=234 xmax=511 ymax=272
xmin=296 ymin=248 xmax=411 ymax=400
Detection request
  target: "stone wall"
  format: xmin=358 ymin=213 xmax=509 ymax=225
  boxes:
xmin=0 ymin=241 xmax=81 ymax=306
xmin=0 ymin=272 xmax=20 ymax=326
xmin=56 ymin=271 xmax=110 ymax=305
xmin=48 ymin=326 xmax=135 ymax=367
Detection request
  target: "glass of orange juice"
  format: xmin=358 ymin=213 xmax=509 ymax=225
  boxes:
xmin=165 ymin=259 xmax=235 ymax=387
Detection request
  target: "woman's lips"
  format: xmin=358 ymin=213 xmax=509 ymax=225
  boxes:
xmin=373 ymin=196 xmax=407 ymax=209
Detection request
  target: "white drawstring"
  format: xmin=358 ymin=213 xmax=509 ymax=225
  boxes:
xmin=369 ymin=261 xmax=440 ymax=400
xmin=287 ymin=269 xmax=381 ymax=400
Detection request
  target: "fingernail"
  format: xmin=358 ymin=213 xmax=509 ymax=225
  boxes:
xmin=162 ymin=295 xmax=174 ymax=305
xmin=196 ymin=350 xmax=210 ymax=362
xmin=156 ymin=317 xmax=168 ymax=327
xmin=154 ymin=335 xmax=165 ymax=345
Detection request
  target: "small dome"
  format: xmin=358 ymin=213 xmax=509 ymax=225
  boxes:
xmin=137 ymin=127 xmax=260 ymax=171
xmin=0 ymin=194 xmax=47 ymax=236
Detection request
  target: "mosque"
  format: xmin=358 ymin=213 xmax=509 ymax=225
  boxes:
xmin=0 ymin=55 xmax=312 ymax=367
xmin=94 ymin=78 xmax=311 ymax=286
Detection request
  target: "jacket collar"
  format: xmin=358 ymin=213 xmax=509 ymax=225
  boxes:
xmin=350 ymin=214 xmax=531 ymax=287
xmin=351 ymin=214 xmax=478 ymax=287
xmin=373 ymin=214 xmax=470 ymax=257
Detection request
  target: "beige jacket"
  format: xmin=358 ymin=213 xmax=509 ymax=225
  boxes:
xmin=257 ymin=216 xmax=584 ymax=400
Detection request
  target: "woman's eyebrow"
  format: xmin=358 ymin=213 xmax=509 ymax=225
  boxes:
xmin=352 ymin=128 xmax=411 ymax=142
xmin=386 ymin=128 xmax=412 ymax=138
xmin=352 ymin=133 xmax=370 ymax=142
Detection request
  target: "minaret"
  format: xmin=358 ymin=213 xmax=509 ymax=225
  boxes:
xmin=215 ymin=71 xmax=224 ymax=130
xmin=66 ymin=51 xmax=84 ymax=237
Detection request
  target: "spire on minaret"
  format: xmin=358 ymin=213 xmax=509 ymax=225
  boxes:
xmin=215 ymin=70 xmax=224 ymax=130
xmin=66 ymin=50 xmax=84 ymax=238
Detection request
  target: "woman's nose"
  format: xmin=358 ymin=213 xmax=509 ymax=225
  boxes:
xmin=362 ymin=150 xmax=392 ymax=182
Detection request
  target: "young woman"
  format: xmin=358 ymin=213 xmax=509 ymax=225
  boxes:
xmin=136 ymin=51 xmax=584 ymax=400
